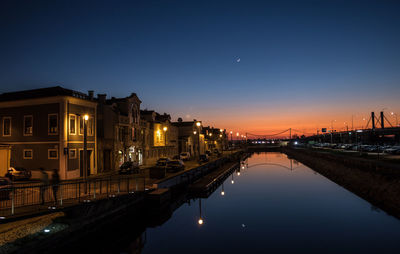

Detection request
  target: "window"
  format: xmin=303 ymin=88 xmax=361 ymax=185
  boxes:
xmin=69 ymin=115 xmax=76 ymax=135
xmin=48 ymin=149 xmax=58 ymax=159
xmin=79 ymin=116 xmax=84 ymax=135
xmin=69 ymin=149 xmax=77 ymax=159
xmin=23 ymin=149 xmax=33 ymax=159
xmin=24 ymin=115 xmax=33 ymax=136
xmin=48 ymin=114 xmax=58 ymax=135
xmin=3 ymin=117 xmax=11 ymax=136
xmin=88 ymin=117 xmax=94 ymax=136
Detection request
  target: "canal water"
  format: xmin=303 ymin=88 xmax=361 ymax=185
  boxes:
xmin=122 ymin=152 xmax=400 ymax=254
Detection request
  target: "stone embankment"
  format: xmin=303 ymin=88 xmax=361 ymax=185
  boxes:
xmin=284 ymin=147 xmax=400 ymax=219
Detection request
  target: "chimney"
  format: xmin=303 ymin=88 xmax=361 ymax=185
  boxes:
xmin=97 ymin=94 xmax=107 ymax=103
xmin=88 ymin=90 xmax=94 ymax=99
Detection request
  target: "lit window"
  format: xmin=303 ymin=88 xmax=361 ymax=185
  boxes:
xmin=48 ymin=149 xmax=58 ymax=159
xmin=24 ymin=115 xmax=33 ymax=136
xmin=48 ymin=114 xmax=58 ymax=135
xmin=79 ymin=116 xmax=84 ymax=135
xmin=69 ymin=115 xmax=76 ymax=135
xmin=88 ymin=117 xmax=94 ymax=136
xmin=23 ymin=149 xmax=33 ymax=159
xmin=3 ymin=117 xmax=11 ymax=136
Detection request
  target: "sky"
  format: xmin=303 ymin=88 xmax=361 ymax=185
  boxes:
xmin=1 ymin=0 xmax=400 ymax=136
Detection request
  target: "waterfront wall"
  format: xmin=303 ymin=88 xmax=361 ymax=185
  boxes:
xmin=284 ymin=147 xmax=400 ymax=219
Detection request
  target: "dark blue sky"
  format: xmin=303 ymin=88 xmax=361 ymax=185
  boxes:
xmin=1 ymin=0 xmax=399 ymax=133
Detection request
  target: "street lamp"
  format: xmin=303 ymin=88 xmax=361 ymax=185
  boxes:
xmin=83 ymin=114 xmax=89 ymax=193
xmin=196 ymin=122 xmax=201 ymax=158
xmin=163 ymin=126 xmax=168 ymax=156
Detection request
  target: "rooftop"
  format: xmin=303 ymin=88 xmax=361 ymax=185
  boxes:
xmin=0 ymin=86 xmax=91 ymax=102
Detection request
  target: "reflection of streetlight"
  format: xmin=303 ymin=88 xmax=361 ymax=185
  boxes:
xmin=198 ymin=199 xmax=204 ymax=225
xmin=231 ymin=174 xmax=234 ymax=184
xmin=221 ymin=183 xmax=225 ymax=196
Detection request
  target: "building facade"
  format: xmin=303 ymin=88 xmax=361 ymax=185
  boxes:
xmin=97 ymin=93 xmax=142 ymax=172
xmin=0 ymin=87 xmax=97 ymax=179
xmin=140 ymin=110 xmax=179 ymax=165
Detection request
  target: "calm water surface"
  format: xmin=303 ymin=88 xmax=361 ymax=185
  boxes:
xmin=125 ymin=152 xmax=400 ymax=254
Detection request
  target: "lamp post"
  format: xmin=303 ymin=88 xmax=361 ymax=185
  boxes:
xmin=83 ymin=114 xmax=89 ymax=194
xmin=236 ymin=132 xmax=239 ymax=146
xmin=230 ymin=131 xmax=233 ymax=147
xmin=196 ymin=122 xmax=201 ymax=159
xmin=163 ymin=126 xmax=168 ymax=157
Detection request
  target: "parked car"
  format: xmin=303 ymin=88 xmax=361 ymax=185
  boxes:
xmin=180 ymin=152 xmax=190 ymax=161
xmin=119 ymin=161 xmax=140 ymax=174
xmin=0 ymin=177 xmax=11 ymax=200
xmin=384 ymin=146 xmax=400 ymax=154
xmin=166 ymin=160 xmax=185 ymax=172
xmin=199 ymin=154 xmax=209 ymax=163
xmin=5 ymin=167 xmax=32 ymax=181
xmin=156 ymin=157 xmax=171 ymax=167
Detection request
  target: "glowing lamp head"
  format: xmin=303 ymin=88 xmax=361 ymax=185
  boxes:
xmin=236 ymin=132 xmax=239 ymax=136
xmin=231 ymin=180 xmax=234 ymax=184
xmin=209 ymin=133 xmax=212 ymax=136
xmin=237 ymin=172 xmax=240 ymax=176
xmin=220 ymin=129 xmax=223 ymax=132
xmin=230 ymin=131 xmax=233 ymax=134
xmin=198 ymin=218 xmax=204 ymax=225
xmin=219 ymin=134 xmax=222 ymax=138
xmin=163 ymin=126 xmax=168 ymax=132
xmin=196 ymin=122 xmax=201 ymax=127
xmin=193 ymin=131 xmax=197 ymax=135
xmin=221 ymin=191 xmax=225 ymax=196
xmin=84 ymin=114 xmax=89 ymax=121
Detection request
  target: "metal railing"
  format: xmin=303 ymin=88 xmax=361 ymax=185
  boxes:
xmin=0 ymin=175 xmax=146 ymax=218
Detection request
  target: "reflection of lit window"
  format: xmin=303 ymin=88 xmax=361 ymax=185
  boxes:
xmin=3 ymin=117 xmax=11 ymax=136
xmin=48 ymin=114 xmax=58 ymax=135
xmin=24 ymin=115 xmax=33 ymax=136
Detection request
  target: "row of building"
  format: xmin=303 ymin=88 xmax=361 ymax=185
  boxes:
xmin=0 ymin=86 xmax=228 ymax=179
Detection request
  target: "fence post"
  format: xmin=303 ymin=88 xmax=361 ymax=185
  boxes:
xmin=11 ymin=188 xmax=15 ymax=215
xmin=93 ymin=181 xmax=96 ymax=199
xmin=60 ymin=184 xmax=63 ymax=206
xmin=117 ymin=177 xmax=120 ymax=194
